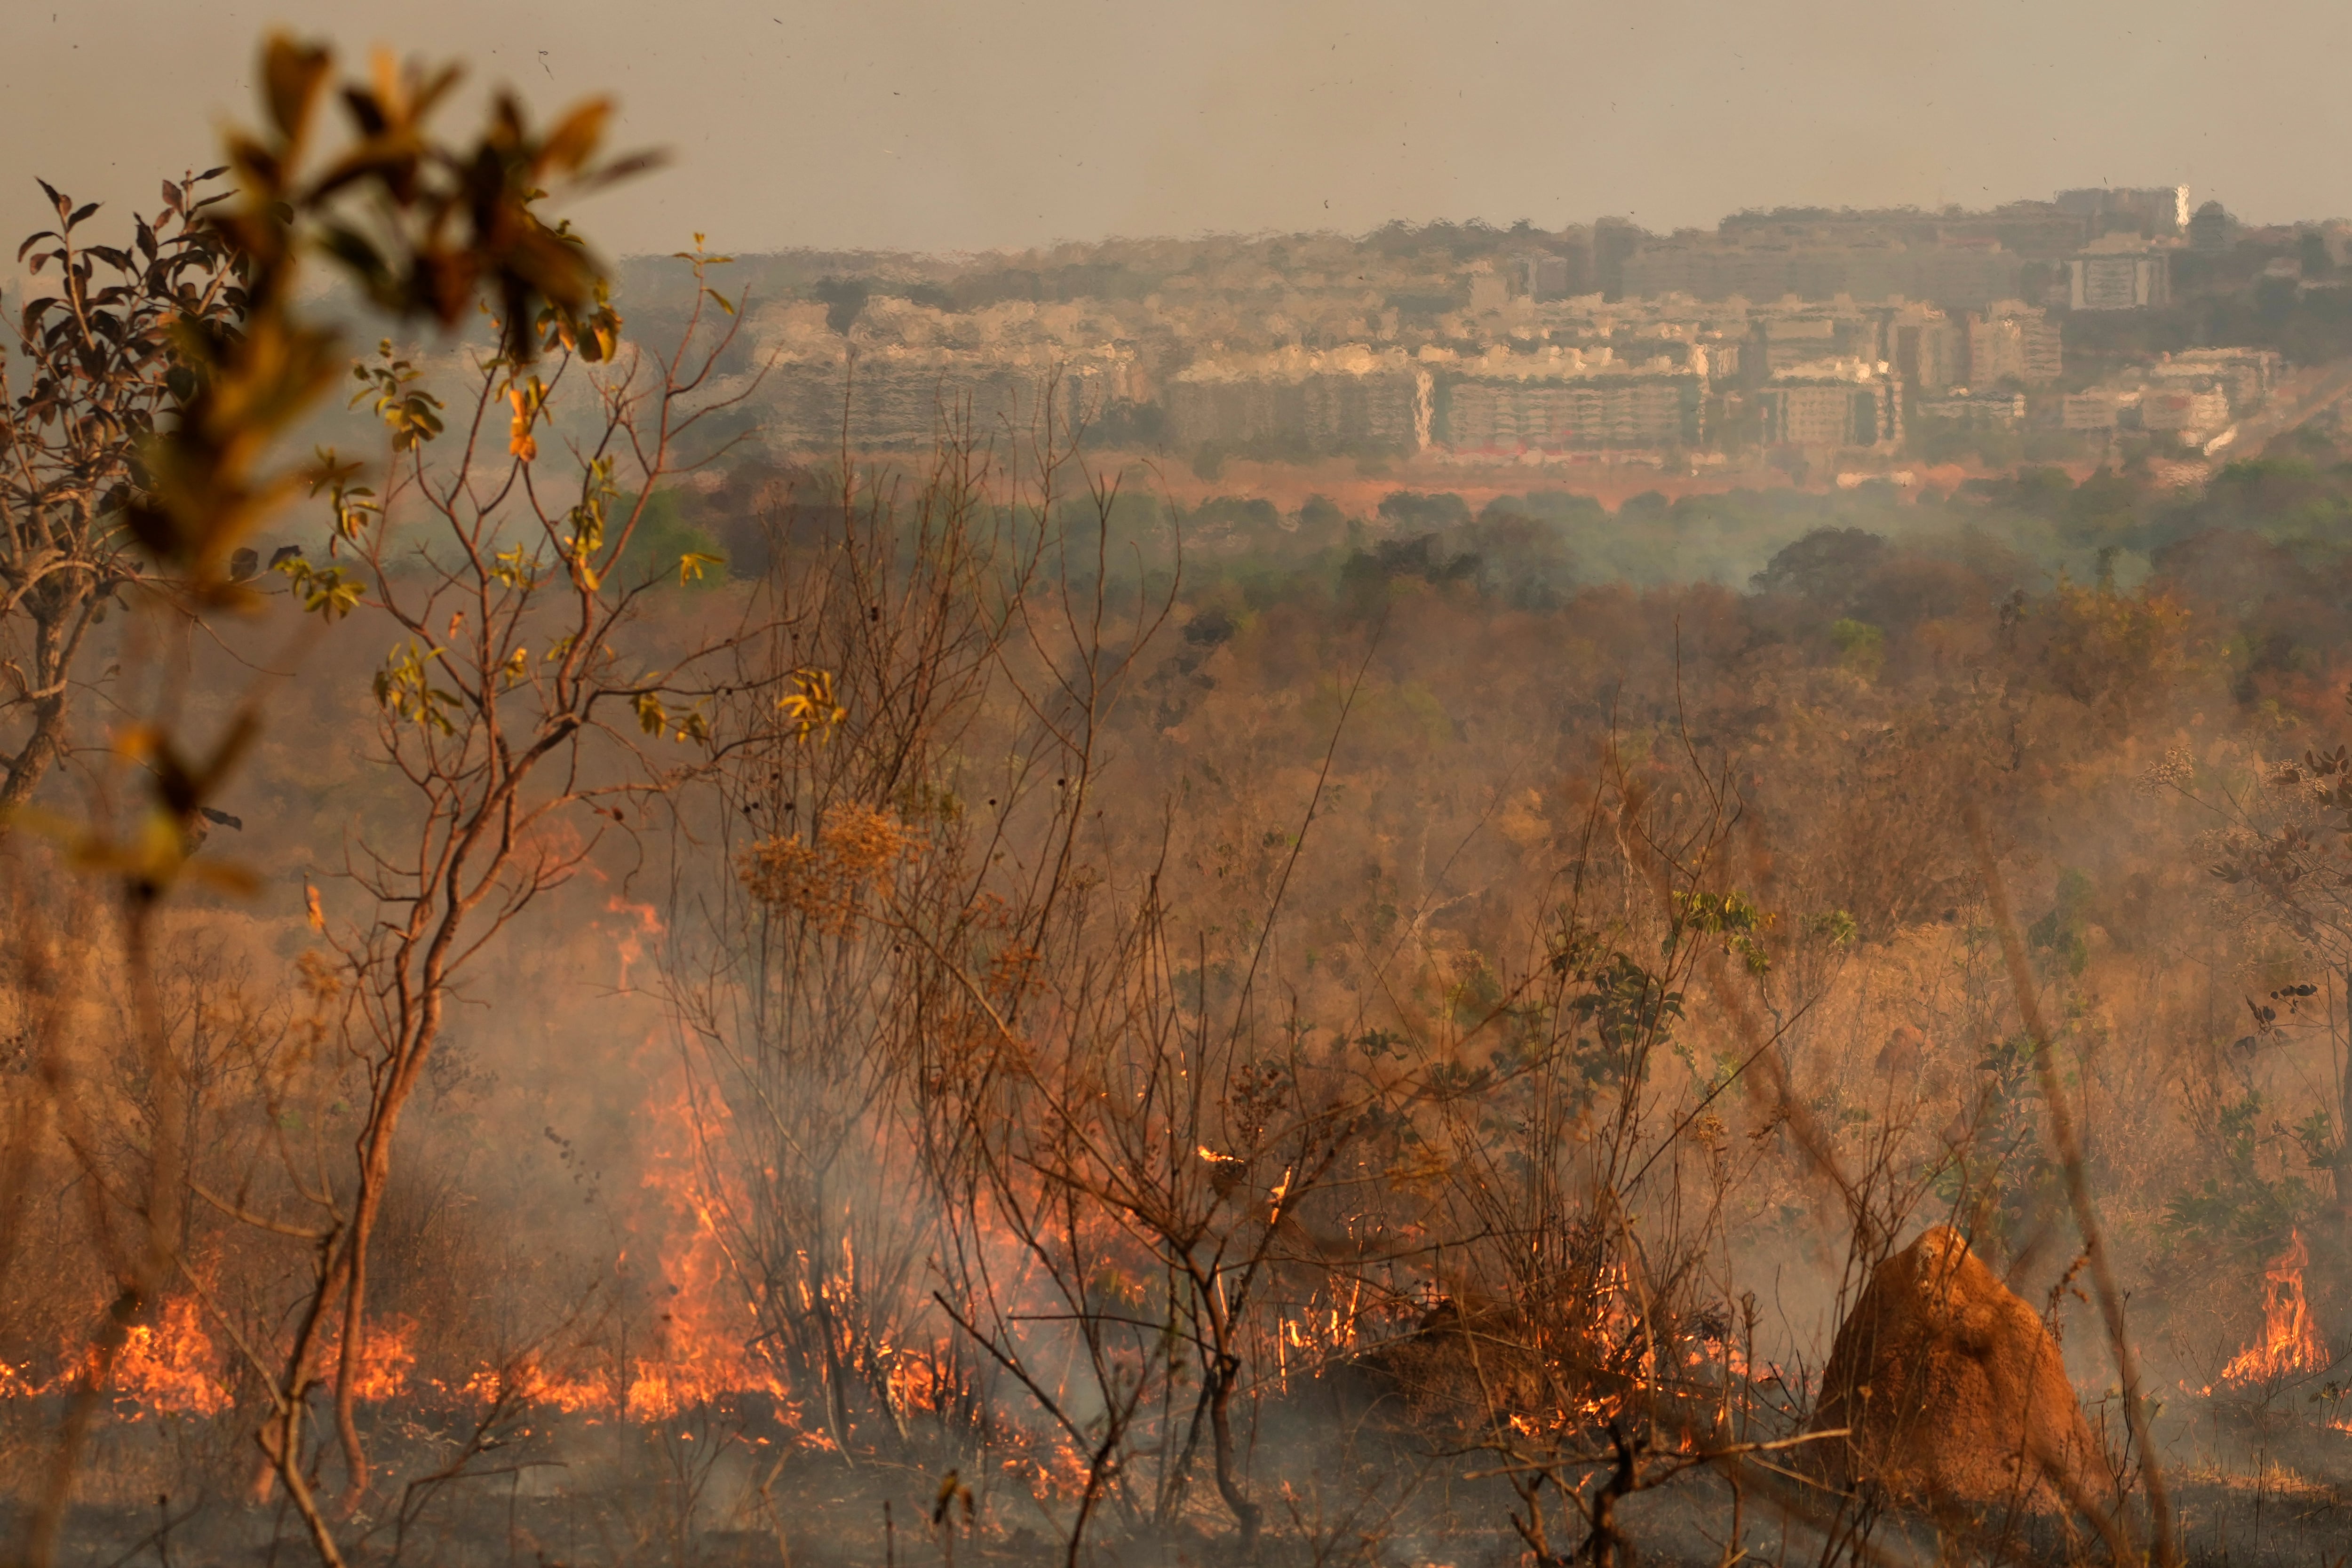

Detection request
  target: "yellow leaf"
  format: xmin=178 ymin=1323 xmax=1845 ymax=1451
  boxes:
xmin=507 ymin=385 xmax=539 ymax=462
xmin=777 ymin=667 xmax=847 ymax=744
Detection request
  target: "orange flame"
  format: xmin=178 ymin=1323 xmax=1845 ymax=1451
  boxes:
xmin=329 ymin=1317 xmax=416 ymax=1403
xmin=0 ymin=1296 xmax=234 ymax=1416
xmin=112 ymin=1296 xmax=233 ymax=1415
xmin=618 ymin=1068 xmax=791 ymax=1419
xmin=462 ymin=1359 xmax=616 ymax=1414
xmin=2219 ymin=1229 xmax=2328 ymax=1385
xmin=5 ymin=979 xmax=968 ymax=1452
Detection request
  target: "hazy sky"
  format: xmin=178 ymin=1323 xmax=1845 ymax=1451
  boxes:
xmin=7 ymin=0 xmax=2351 ymax=261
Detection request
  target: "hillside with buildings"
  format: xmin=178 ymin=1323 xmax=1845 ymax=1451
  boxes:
xmin=632 ymin=186 xmax=2352 ymax=489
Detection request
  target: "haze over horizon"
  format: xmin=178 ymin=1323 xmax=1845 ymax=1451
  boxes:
xmin=8 ymin=0 xmax=2352 ymax=263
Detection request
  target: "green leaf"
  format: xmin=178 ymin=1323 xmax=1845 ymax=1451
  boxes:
xmin=274 ymin=556 xmax=365 ymax=621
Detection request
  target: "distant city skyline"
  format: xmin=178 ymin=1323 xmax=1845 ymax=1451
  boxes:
xmin=6 ymin=0 xmax=2351 ymax=262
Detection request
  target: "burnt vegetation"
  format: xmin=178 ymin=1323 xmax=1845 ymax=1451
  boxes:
xmin=21 ymin=37 xmax=2352 ymax=1568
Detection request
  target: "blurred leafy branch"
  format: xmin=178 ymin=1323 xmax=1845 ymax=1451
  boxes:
xmin=1 ymin=32 xmax=653 ymax=894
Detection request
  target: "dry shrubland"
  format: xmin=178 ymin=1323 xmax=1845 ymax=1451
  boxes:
xmin=14 ymin=410 xmax=2352 ymax=1565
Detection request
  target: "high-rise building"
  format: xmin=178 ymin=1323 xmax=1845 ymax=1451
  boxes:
xmin=2063 ymin=389 xmax=2126 ymax=431
xmin=1466 ymin=270 xmax=1510 ymax=313
xmin=2139 ymin=387 xmax=2231 ymax=439
xmin=1966 ymin=302 xmax=2063 ymax=385
xmin=2144 ymin=348 xmax=2280 ymax=418
xmin=764 ymin=353 xmax=1129 ymax=452
xmin=1753 ymin=312 xmax=1881 ymax=375
xmin=1166 ymin=347 xmax=1431 ymax=454
xmin=1757 ymin=372 xmax=1899 ymax=448
xmin=2055 ymin=186 xmax=2190 ymax=238
xmin=1593 ymin=218 xmax=1644 ymax=301
xmin=2069 ymin=249 xmax=2170 ymax=311
xmin=1619 ymin=239 xmax=2020 ymax=308
xmin=2190 ymin=201 xmax=2235 ymax=255
xmin=1717 ymin=204 xmax=2082 ymax=257
xmin=1440 ymin=373 xmax=1703 ymax=453
xmin=1939 ymin=203 xmax=2096 ymax=258
xmin=1891 ymin=305 xmax=1964 ymax=392
xmin=1522 ymin=252 xmax=1574 ymax=301
xmin=1915 ymin=390 xmax=2026 ymax=427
